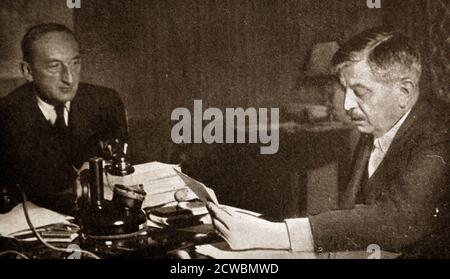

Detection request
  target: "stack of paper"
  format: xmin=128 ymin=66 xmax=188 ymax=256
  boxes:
xmin=10 ymin=224 xmax=79 ymax=243
xmin=105 ymin=162 xmax=216 ymax=208
xmin=0 ymin=202 xmax=77 ymax=243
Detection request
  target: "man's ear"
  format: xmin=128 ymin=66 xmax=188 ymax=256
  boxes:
xmin=20 ymin=61 xmax=34 ymax=82
xmin=397 ymin=78 xmax=416 ymax=109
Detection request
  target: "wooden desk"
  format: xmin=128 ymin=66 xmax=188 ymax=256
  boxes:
xmin=191 ymin=242 xmax=400 ymax=259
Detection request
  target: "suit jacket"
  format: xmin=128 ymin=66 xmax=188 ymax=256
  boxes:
xmin=309 ymin=98 xmax=450 ymax=258
xmin=0 ymin=82 xmax=128 ymax=213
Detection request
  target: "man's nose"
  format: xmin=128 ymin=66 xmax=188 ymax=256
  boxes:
xmin=344 ymin=88 xmax=358 ymax=111
xmin=60 ymin=65 xmax=73 ymax=85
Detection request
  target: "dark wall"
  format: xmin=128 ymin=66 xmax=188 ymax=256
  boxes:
xmin=384 ymin=0 xmax=449 ymax=104
xmin=0 ymin=0 xmax=383 ymax=216
xmin=0 ymin=0 xmax=74 ymax=97
xmin=73 ymin=0 xmax=382 ymax=163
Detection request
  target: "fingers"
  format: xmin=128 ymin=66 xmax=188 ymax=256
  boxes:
xmin=212 ymin=217 xmax=230 ymax=238
xmin=205 ymin=187 xmax=219 ymax=204
xmin=207 ymin=202 xmax=232 ymax=223
xmin=207 ymin=202 xmax=237 ymax=241
xmin=220 ymin=207 xmax=239 ymax=218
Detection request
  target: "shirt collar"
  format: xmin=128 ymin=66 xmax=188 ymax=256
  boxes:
xmin=374 ymin=109 xmax=411 ymax=153
xmin=33 ymin=84 xmax=71 ymax=111
xmin=35 ymin=94 xmax=71 ymax=125
xmin=36 ymin=94 xmax=71 ymax=111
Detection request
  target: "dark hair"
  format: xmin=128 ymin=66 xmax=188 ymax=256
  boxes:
xmin=21 ymin=23 xmax=78 ymax=63
xmin=333 ymin=26 xmax=422 ymax=84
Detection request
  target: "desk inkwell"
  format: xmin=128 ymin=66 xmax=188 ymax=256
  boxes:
xmin=77 ymin=142 xmax=148 ymax=255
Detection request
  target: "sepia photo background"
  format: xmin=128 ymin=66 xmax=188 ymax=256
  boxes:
xmin=0 ymin=0 xmax=448 ymax=218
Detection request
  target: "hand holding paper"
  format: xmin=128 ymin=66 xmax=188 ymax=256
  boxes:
xmin=206 ymin=202 xmax=290 ymax=251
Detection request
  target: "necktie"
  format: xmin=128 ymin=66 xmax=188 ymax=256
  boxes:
xmin=54 ymin=104 xmax=72 ymax=160
xmin=54 ymin=104 xmax=69 ymax=136
xmin=355 ymin=140 xmax=384 ymax=203
xmin=368 ymin=140 xmax=384 ymax=178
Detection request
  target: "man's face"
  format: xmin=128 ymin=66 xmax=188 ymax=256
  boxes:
xmin=26 ymin=31 xmax=81 ymax=104
xmin=339 ymin=61 xmax=402 ymax=138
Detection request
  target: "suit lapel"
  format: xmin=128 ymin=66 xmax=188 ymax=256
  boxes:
xmin=19 ymin=85 xmax=55 ymax=147
xmin=68 ymin=89 xmax=104 ymax=167
xmin=14 ymin=85 xmax=73 ymax=166
xmin=69 ymin=90 xmax=96 ymax=146
xmin=21 ymin=85 xmax=51 ymax=131
xmin=340 ymin=133 xmax=373 ymax=209
xmin=364 ymin=100 xmax=430 ymax=199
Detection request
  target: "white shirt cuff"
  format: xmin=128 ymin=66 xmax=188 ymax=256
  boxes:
xmin=284 ymin=218 xmax=315 ymax=252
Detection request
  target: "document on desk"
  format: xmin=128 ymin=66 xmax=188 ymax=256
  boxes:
xmin=173 ymin=168 xmax=219 ymax=205
xmin=106 ymin=161 xmax=188 ymax=207
xmin=106 ymin=161 xmax=218 ymax=207
xmin=195 ymin=244 xmax=318 ymax=259
xmin=0 ymin=202 xmax=73 ymax=237
xmin=195 ymin=244 xmax=401 ymax=259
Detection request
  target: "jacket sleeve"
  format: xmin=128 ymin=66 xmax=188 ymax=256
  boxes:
xmin=309 ymin=139 xmax=449 ymax=252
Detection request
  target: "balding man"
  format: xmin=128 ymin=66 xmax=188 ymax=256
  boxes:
xmin=0 ymin=23 xmax=128 ymax=214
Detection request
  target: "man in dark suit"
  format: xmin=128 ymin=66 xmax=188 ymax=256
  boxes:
xmin=0 ymin=23 xmax=128 ymax=214
xmin=206 ymin=27 xmax=449 ymax=258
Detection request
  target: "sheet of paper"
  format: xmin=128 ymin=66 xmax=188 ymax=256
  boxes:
xmin=0 ymin=202 xmax=72 ymax=236
xmin=220 ymin=205 xmax=262 ymax=217
xmin=105 ymin=161 xmax=188 ymax=207
xmin=104 ymin=161 xmax=219 ymax=207
xmin=173 ymin=168 xmax=219 ymax=205
xmin=195 ymin=244 xmax=318 ymax=259
xmin=195 ymin=244 xmax=401 ymax=259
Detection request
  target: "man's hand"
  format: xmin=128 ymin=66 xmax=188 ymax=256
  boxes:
xmin=73 ymin=162 xmax=90 ymax=199
xmin=206 ymin=202 xmax=291 ymax=251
